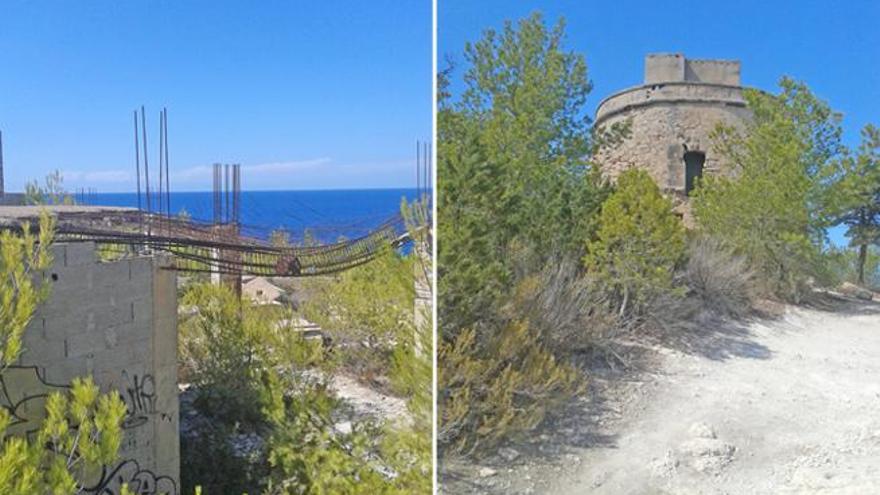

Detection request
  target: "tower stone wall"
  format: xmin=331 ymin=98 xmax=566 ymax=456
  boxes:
xmin=594 ymin=53 xmax=754 ymax=214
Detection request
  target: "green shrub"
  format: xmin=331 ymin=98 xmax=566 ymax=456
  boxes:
xmin=584 ymin=169 xmax=687 ymax=317
xmin=302 ymin=247 xmax=416 ymax=390
xmin=261 ymin=356 xmax=430 ymax=495
xmin=180 ymin=421 xmax=264 ymax=495
xmin=179 ymin=283 xmax=268 ymax=425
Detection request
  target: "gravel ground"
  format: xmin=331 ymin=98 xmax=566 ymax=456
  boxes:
xmin=442 ymin=295 xmax=880 ymax=494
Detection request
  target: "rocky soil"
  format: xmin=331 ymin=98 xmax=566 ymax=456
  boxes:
xmin=330 ymin=373 xmax=411 ymax=432
xmin=180 ymin=371 xmax=410 ymax=461
xmin=442 ymin=294 xmax=880 ymax=494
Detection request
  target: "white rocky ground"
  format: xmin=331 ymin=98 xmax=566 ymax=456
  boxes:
xmin=330 ymin=373 xmax=410 ymax=432
xmin=444 ymin=295 xmax=880 ymax=494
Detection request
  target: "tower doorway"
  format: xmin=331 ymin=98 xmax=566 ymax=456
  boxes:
xmin=684 ymin=151 xmax=705 ymax=196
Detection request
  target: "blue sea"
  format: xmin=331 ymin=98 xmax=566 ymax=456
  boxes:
xmin=86 ymin=188 xmax=419 ymax=244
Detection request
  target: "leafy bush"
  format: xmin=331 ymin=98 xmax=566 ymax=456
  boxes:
xmin=263 ymin=371 xmax=430 ymax=495
xmin=584 ymin=169 xmax=687 ymax=317
xmin=179 ymin=283 xmax=268 ymax=424
xmin=302 ymin=246 xmax=416 ymax=390
xmin=264 ymin=273 xmax=432 ymax=494
xmin=181 ymin=421 xmax=264 ymax=495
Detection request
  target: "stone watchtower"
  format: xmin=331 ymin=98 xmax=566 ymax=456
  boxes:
xmin=594 ymin=54 xmax=753 ymax=213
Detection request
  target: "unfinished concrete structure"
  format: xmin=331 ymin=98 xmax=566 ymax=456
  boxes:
xmin=2 ymin=232 xmax=179 ymax=494
xmin=594 ymin=54 xmax=754 ymax=212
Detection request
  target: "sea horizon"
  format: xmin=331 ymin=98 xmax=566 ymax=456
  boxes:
xmin=74 ymin=188 xmax=422 ymax=243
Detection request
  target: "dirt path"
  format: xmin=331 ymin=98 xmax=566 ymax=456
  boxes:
xmin=446 ymin=298 xmax=880 ymax=494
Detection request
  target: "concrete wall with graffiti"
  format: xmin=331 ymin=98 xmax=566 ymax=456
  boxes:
xmin=2 ymin=242 xmax=179 ymax=494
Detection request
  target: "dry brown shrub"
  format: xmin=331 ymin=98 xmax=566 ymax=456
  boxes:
xmin=506 ymin=257 xmax=619 ymax=353
xmin=684 ymin=236 xmax=756 ymax=319
xmin=438 ymin=320 xmax=584 ymax=457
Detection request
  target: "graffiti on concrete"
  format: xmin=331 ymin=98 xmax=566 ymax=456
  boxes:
xmin=0 ymin=365 xmax=70 ymax=437
xmin=119 ymin=371 xmax=157 ymax=429
xmin=0 ymin=366 xmax=176 ymax=494
xmin=82 ymin=458 xmax=178 ymax=495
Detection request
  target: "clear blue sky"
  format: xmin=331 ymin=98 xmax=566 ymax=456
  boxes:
xmin=441 ymin=0 xmax=879 ymax=149
xmin=1 ymin=0 xmax=431 ymax=192
xmin=440 ymin=0 xmax=879 ymax=246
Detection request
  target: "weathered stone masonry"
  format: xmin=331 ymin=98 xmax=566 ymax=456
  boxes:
xmin=4 ymin=242 xmax=179 ymax=494
xmin=594 ymin=53 xmax=754 ymax=215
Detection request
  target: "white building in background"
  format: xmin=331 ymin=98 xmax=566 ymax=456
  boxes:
xmin=242 ymin=276 xmax=285 ymax=305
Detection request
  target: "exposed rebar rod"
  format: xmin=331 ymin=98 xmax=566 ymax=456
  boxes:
xmin=133 ymin=111 xmax=142 ymax=211
xmin=141 ymin=106 xmax=151 ymax=214
xmin=232 ymin=163 xmax=241 ymax=225
xmin=212 ymin=163 xmax=216 ymax=224
xmin=237 ymin=164 xmax=241 ymax=223
xmin=214 ymin=163 xmax=222 ymax=225
xmin=237 ymin=164 xmax=242 ymax=224
xmin=158 ymin=110 xmax=164 ymax=216
xmin=423 ymin=142 xmax=428 ymax=199
xmin=164 ymin=108 xmax=170 ymax=216
xmin=225 ymin=163 xmax=230 ymax=224
xmin=417 ymin=141 xmax=421 ymax=198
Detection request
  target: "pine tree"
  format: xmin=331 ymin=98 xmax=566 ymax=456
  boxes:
xmin=456 ymin=12 xmax=599 ymax=254
xmin=693 ymin=78 xmax=843 ymax=300
xmin=437 ymin=12 xmax=612 ymax=457
xmin=23 ymin=170 xmax=74 ymax=206
xmin=438 ymin=12 xmax=609 ymax=336
xmin=827 ymin=124 xmax=880 ymax=284
xmin=437 ymin=138 xmax=513 ymax=334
